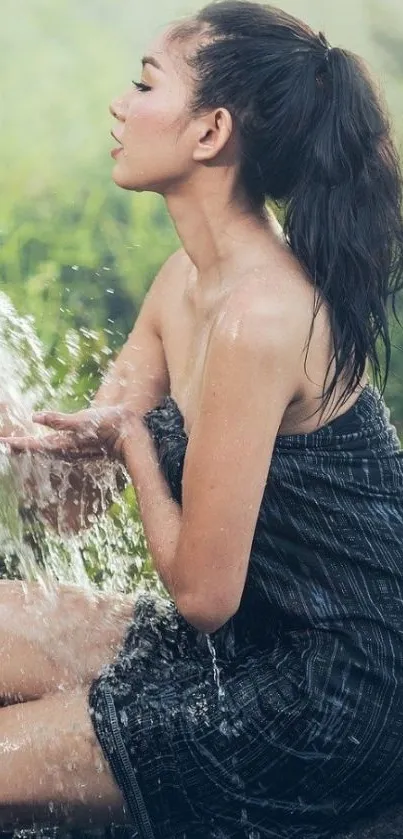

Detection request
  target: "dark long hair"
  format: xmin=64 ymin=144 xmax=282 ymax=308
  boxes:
xmin=168 ymin=1 xmax=403 ymax=415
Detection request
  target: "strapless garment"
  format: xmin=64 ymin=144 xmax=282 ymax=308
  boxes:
xmin=88 ymin=384 xmax=403 ymax=839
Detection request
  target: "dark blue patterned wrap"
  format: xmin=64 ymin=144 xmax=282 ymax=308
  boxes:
xmin=88 ymin=384 xmax=403 ymax=839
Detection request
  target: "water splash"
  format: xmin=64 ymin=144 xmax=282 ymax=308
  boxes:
xmin=0 ymin=291 xmax=156 ymax=595
xmin=207 ymin=635 xmax=225 ymax=703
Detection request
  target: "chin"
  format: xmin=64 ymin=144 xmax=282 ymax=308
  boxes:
xmin=112 ymin=174 xmax=138 ymax=191
xmin=111 ymin=170 xmax=163 ymax=196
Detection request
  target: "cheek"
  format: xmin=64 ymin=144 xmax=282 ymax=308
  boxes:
xmin=125 ymin=92 xmax=184 ymax=146
xmin=125 ymin=101 xmax=163 ymax=136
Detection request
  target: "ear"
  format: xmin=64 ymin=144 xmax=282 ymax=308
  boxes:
xmin=192 ymin=108 xmax=234 ymax=162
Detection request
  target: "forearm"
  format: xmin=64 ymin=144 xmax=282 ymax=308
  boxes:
xmin=121 ymin=419 xmax=182 ymax=596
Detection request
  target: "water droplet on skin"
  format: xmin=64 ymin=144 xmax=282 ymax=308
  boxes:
xmin=0 ymin=738 xmax=21 ymax=754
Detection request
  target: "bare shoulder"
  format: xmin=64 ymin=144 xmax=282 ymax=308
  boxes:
xmin=213 ymin=266 xmax=312 ymax=363
xmin=214 ymin=258 xmax=346 ymax=433
xmin=206 ymin=257 xmax=335 ymax=428
xmin=150 ymin=247 xmax=191 ymax=297
xmin=197 ymin=268 xmax=309 ymax=432
xmin=156 ymin=246 xmax=191 ymax=280
xmin=147 ymin=247 xmax=192 ymax=330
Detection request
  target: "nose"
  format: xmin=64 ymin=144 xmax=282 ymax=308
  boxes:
xmin=109 ymin=94 xmax=128 ymax=121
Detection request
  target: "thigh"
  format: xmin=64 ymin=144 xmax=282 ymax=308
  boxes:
xmin=0 ymin=580 xmax=134 ymax=701
xmin=0 ymin=688 xmax=129 ymax=831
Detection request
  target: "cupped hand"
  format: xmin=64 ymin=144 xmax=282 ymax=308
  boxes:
xmin=0 ymin=404 xmax=135 ymax=461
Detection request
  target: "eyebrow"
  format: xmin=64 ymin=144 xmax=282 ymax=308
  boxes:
xmin=141 ymin=56 xmax=163 ymax=72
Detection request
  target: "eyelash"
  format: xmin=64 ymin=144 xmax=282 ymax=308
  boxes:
xmin=132 ymin=81 xmax=151 ymax=92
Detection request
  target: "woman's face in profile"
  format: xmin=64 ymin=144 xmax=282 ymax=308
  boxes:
xmin=109 ymin=30 xmax=197 ymax=195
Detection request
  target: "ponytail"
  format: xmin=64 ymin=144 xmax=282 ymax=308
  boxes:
xmin=169 ymin=2 xmax=403 ymax=415
xmin=284 ymin=45 xmax=403 ymax=415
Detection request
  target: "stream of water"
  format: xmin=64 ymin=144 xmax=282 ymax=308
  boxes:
xmin=0 ymin=290 xmax=155 ymax=596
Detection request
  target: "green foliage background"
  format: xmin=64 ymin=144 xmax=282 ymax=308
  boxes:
xmin=1 ymin=6 xmax=402 ymax=834
xmin=1 ymin=0 xmax=403 ymax=433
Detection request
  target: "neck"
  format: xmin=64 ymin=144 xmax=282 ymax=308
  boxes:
xmin=164 ymin=184 xmax=282 ymax=292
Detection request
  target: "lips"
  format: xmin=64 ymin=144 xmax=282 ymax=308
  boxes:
xmin=111 ymin=131 xmax=123 ymax=147
xmin=110 ymin=131 xmax=124 ymax=159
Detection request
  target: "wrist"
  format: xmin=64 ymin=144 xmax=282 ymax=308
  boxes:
xmin=119 ymin=410 xmax=145 ymax=463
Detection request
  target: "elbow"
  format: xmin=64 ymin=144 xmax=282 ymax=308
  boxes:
xmin=177 ymin=592 xmax=240 ymax=634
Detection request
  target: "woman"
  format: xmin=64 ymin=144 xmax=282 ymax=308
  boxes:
xmin=1 ymin=2 xmax=403 ymax=837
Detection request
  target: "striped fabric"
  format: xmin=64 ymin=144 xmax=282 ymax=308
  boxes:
xmin=89 ymin=384 xmax=403 ymax=839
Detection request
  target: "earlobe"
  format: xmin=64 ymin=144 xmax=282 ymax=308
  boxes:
xmin=193 ymin=108 xmax=233 ymax=162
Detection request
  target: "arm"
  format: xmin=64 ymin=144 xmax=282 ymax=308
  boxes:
xmin=122 ymin=290 xmax=300 ymax=633
xmin=90 ymin=250 xmax=176 ymax=414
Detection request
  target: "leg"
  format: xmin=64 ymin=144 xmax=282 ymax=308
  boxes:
xmin=0 ymin=688 xmax=129 ymax=831
xmin=0 ymin=580 xmax=134 ymax=702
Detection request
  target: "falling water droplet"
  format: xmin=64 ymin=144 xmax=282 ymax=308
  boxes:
xmin=206 ymin=635 xmax=225 ymax=702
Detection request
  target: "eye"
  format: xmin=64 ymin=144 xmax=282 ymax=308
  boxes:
xmin=132 ymin=81 xmax=151 ymax=92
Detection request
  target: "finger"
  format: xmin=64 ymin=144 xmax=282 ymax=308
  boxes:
xmin=0 ymin=435 xmax=104 ymax=461
xmin=0 ymin=435 xmax=50 ymax=453
xmin=0 ymin=432 xmax=76 ymax=456
xmin=32 ymin=411 xmax=100 ymax=441
xmin=32 ymin=411 xmax=80 ymax=430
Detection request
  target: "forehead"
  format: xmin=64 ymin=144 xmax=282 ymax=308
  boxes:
xmin=142 ymin=28 xmax=185 ymax=75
